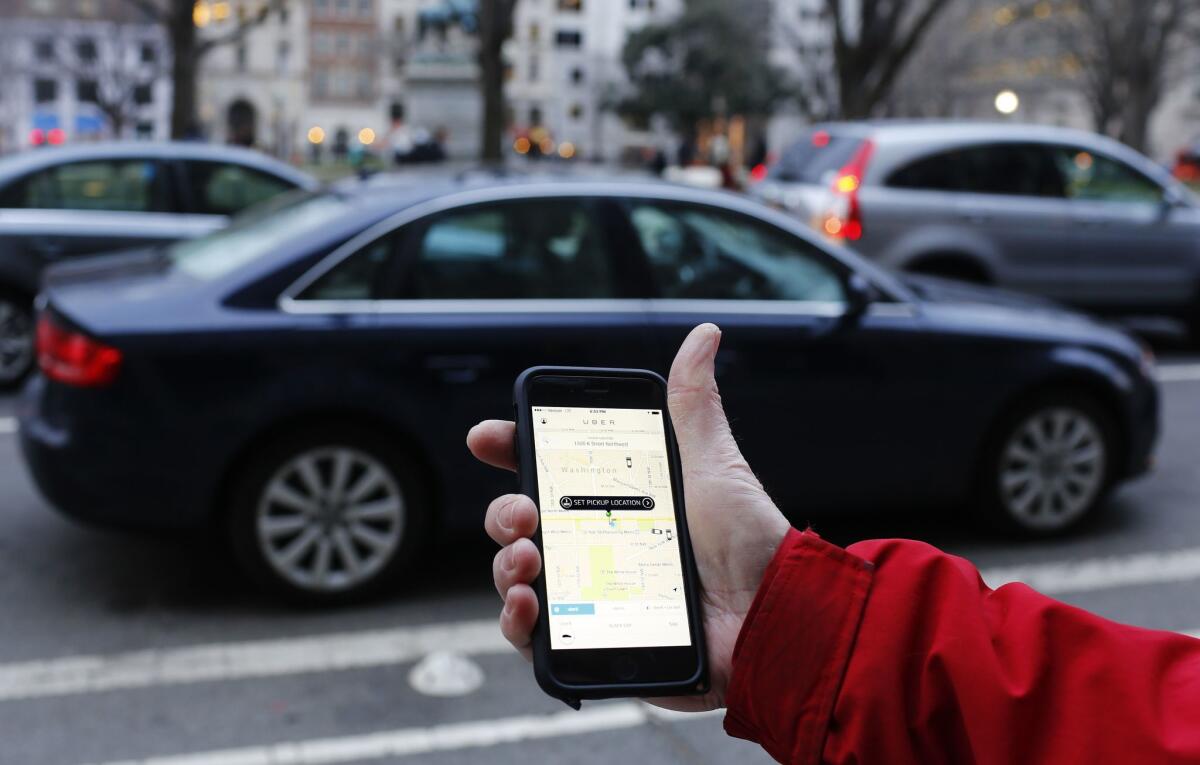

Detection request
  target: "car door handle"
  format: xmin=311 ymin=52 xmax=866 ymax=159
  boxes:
xmin=425 ymin=354 xmax=491 ymax=384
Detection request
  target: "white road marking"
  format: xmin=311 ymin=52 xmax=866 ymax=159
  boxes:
xmin=0 ymin=417 xmax=16 ymax=434
xmin=1157 ymin=363 xmax=1200 ymax=383
xmin=981 ymin=546 xmax=1200 ymax=595
xmin=0 ymin=619 xmax=507 ymax=702
xmin=407 ymin=651 xmax=485 ymax=697
xmin=90 ymin=704 xmax=725 ymax=765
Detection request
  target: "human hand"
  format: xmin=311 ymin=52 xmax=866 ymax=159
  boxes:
xmin=466 ymin=323 xmax=791 ymax=710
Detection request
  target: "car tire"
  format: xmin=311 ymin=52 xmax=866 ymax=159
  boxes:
xmin=979 ymin=392 xmax=1117 ymax=537
xmin=228 ymin=423 xmax=430 ymax=605
xmin=0 ymin=288 xmax=35 ymax=390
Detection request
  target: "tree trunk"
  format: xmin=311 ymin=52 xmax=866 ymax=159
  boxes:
xmin=476 ymin=1 xmax=511 ymax=162
xmin=169 ymin=1 xmax=198 ymax=139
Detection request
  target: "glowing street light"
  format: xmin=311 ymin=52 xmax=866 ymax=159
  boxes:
xmin=358 ymin=128 xmax=376 ymax=145
xmin=994 ymin=89 xmax=1020 ymax=115
xmin=307 ymin=126 xmax=326 ymax=144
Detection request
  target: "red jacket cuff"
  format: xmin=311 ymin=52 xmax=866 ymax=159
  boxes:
xmin=723 ymin=528 xmax=874 ymax=764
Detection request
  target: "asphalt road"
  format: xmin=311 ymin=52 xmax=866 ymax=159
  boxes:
xmin=2 ymin=355 xmax=1200 ymax=765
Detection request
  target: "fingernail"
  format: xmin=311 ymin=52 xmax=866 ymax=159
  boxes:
xmin=499 ymin=501 xmax=515 ymax=531
xmin=502 ymin=545 xmax=515 ymax=572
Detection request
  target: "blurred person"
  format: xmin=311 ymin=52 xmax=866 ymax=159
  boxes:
xmin=467 ymin=324 xmax=1200 ymax=764
xmin=387 ymin=105 xmax=415 ymax=166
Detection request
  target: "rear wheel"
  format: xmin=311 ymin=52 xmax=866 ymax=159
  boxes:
xmin=0 ymin=290 xmax=34 ymax=389
xmin=228 ymin=424 xmax=429 ymax=604
xmin=980 ymin=394 xmax=1116 ymax=536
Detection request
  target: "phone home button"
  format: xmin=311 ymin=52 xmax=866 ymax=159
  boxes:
xmin=612 ymin=655 xmax=638 ymax=682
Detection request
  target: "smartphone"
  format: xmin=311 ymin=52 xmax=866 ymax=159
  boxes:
xmin=513 ymin=366 xmax=708 ymax=708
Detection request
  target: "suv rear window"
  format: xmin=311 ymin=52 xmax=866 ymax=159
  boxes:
xmin=770 ymin=130 xmax=865 ymax=184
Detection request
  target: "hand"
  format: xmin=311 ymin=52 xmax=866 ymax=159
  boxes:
xmin=466 ymin=323 xmax=791 ymax=711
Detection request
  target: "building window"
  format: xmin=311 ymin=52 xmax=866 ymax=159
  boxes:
xmin=337 ymin=0 xmax=352 ymax=18
xmin=314 ymin=0 xmax=329 ymax=17
xmin=276 ymin=40 xmax=290 ymax=74
xmin=555 ymin=30 xmax=582 ymax=48
xmin=558 ymin=0 xmax=582 ymax=10
xmin=529 ymin=22 xmax=540 ymax=41
xmin=76 ymin=79 xmax=99 ymax=103
xmin=136 ymin=121 xmax=154 ymax=138
xmin=357 ymin=72 xmax=373 ymax=99
xmin=34 ymin=79 xmax=57 ymax=103
xmin=35 ymin=39 xmax=55 ymax=62
xmin=336 ymin=32 xmax=351 ymax=55
xmin=133 ymin=83 xmax=153 ymax=105
xmin=140 ymin=42 xmax=156 ymax=63
xmin=530 ymin=105 xmax=543 ymax=126
xmin=570 ymin=66 xmax=584 ymax=83
xmin=76 ymin=37 xmax=98 ymax=62
xmin=358 ymin=0 xmax=371 ymax=18
xmin=235 ymin=43 xmax=247 ymax=72
xmin=313 ymin=70 xmax=330 ymax=99
xmin=570 ymin=103 xmax=584 ymax=120
xmin=313 ymin=32 xmax=332 ymax=57
xmin=529 ymin=54 xmax=539 ymax=81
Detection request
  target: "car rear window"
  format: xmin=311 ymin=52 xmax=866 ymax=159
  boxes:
xmin=168 ymin=190 xmax=349 ymax=280
xmin=770 ymin=130 xmax=865 ymax=184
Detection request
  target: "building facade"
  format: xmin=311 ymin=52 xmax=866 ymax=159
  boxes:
xmin=0 ymin=0 xmax=170 ymax=154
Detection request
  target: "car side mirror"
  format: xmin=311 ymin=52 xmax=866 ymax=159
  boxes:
xmin=842 ymin=273 xmax=874 ymax=325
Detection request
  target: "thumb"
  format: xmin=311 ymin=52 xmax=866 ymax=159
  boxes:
xmin=666 ymin=324 xmax=756 ymax=482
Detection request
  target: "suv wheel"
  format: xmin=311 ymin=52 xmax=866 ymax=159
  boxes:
xmin=981 ymin=394 xmax=1115 ymax=536
xmin=0 ymin=290 xmax=34 ymax=389
xmin=229 ymin=424 xmax=429 ymax=604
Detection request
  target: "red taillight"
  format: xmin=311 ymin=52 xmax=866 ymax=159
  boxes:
xmin=36 ymin=314 xmax=122 ymax=387
xmin=822 ymin=139 xmax=874 ymax=242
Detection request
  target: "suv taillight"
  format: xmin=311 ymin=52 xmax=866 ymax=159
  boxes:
xmin=36 ymin=313 xmax=121 ymax=387
xmin=820 ymin=139 xmax=875 ymax=242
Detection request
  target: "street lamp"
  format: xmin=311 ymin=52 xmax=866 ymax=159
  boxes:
xmin=994 ymin=89 xmax=1020 ymax=115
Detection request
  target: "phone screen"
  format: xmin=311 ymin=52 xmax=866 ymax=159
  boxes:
xmin=531 ymin=405 xmax=692 ymax=651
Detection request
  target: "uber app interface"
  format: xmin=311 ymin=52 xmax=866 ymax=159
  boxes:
xmin=532 ymin=406 xmax=692 ymax=651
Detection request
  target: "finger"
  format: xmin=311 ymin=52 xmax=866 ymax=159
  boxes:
xmin=492 ymin=537 xmax=542 ymax=600
xmin=484 ymin=493 xmax=539 ymax=546
xmin=500 ymin=583 xmax=538 ymax=662
xmin=467 ymin=420 xmax=517 ymax=471
xmin=666 ymin=324 xmax=748 ymax=468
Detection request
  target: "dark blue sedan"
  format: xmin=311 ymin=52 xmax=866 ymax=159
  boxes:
xmin=18 ymin=177 xmax=1159 ymax=603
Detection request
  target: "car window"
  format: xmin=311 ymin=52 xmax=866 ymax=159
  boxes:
xmin=627 ymin=202 xmax=845 ymax=302
xmin=2 ymin=159 xmax=170 ymax=212
xmin=771 ymin=131 xmax=865 ymax=184
xmin=1050 ymin=147 xmax=1163 ymax=203
xmin=186 ymin=161 xmax=296 ymax=216
xmin=170 ymin=191 xmax=348 ymax=280
xmin=395 ymin=199 xmax=616 ymax=299
xmin=888 ymin=143 xmax=1064 ymax=198
xmin=297 ymin=232 xmax=399 ymax=300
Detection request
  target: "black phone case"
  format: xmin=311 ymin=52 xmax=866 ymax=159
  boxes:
xmin=513 ymin=366 xmax=709 ymax=710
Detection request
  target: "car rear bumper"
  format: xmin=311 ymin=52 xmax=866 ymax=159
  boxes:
xmin=17 ymin=375 xmax=210 ymax=531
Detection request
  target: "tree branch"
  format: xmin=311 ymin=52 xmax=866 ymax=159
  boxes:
xmin=862 ymin=0 xmax=951 ymax=114
xmin=195 ymin=0 xmax=288 ymax=58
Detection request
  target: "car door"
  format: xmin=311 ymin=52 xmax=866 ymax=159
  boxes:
xmin=177 ymin=159 xmax=301 ymax=221
xmin=622 ymin=197 xmax=934 ymax=515
xmin=1049 ymin=144 xmax=1200 ymax=311
xmin=0 ymin=157 xmax=210 ymax=265
xmin=296 ymin=194 xmax=660 ymax=528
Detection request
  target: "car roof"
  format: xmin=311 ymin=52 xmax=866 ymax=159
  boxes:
xmin=812 ymin=119 xmax=1126 ymax=147
xmin=0 ymin=142 xmax=317 ymax=188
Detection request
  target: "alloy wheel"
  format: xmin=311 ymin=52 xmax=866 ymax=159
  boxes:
xmin=256 ymin=446 xmax=406 ymax=593
xmin=998 ymin=407 xmax=1106 ymax=531
xmin=0 ymin=298 xmax=33 ymax=385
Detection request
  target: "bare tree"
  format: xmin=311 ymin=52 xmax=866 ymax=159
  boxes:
xmin=58 ymin=29 xmax=167 ymax=137
xmin=120 ymin=0 xmax=289 ymax=139
xmin=1035 ymin=0 xmax=1200 ymax=152
xmin=477 ymin=0 xmax=517 ymax=162
xmin=796 ymin=0 xmax=955 ymax=119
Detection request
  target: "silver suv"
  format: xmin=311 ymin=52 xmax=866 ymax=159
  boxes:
xmin=752 ymin=121 xmax=1200 ymax=337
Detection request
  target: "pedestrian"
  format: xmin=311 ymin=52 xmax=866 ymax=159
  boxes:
xmin=466 ymin=323 xmax=1200 ymax=764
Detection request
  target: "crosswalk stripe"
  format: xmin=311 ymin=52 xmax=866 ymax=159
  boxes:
xmin=89 ymin=704 xmax=724 ymax=765
xmin=0 ymin=619 xmax=507 ymax=702
xmin=1156 ymin=363 xmax=1200 ymax=383
xmin=980 ymin=546 xmax=1200 ymax=595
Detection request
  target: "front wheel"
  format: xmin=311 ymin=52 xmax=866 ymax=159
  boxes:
xmin=0 ymin=290 xmax=35 ymax=389
xmin=228 ymin=424 xmax=429 ymax=604
xmin=980 ymin=395 xmax=1116 ymax=536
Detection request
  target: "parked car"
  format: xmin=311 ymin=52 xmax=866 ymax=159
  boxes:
xmin=0 ymin=142 xmax=317 ymax=387
xmin=751 ymin=121 xmax=1200 ymax=339
xmin=20 ymin=177 xmax=1158 ymax=603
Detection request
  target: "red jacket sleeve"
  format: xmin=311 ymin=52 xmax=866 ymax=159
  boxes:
xmin=723 ymin=528 xmax=1200 ymax=764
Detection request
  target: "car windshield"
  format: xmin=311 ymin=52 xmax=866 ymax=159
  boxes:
xmin=168 ymin=190 xmax=350 ymax=280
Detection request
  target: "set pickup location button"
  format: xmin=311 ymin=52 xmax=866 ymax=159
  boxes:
xmin=557 ymin=495 xmax=655 ymax=511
